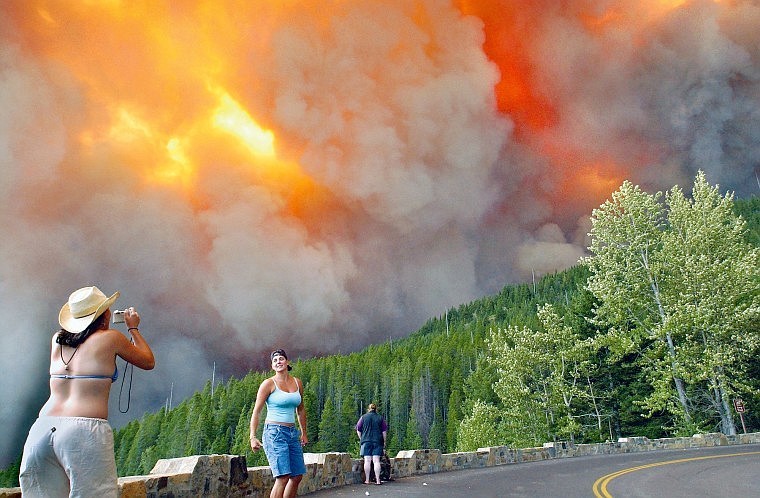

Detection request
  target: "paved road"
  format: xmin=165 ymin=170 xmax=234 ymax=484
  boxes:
xmin=307 ymin=444 xmax=760 ymax=497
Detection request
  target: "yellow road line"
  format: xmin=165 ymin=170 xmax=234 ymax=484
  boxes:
xmin=592 ymin=451 xmax=760 ymax=498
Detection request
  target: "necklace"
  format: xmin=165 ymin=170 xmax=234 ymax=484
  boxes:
xmin=60 ymin=344 xmax=79 ymax=371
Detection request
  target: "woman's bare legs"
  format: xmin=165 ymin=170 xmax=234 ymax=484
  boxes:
xmin=372 ymin=455 xmax=382 ymax=484
xmin=270 ymin=476 xmax=289 ymax=498
xmin=284 ymin=475 xmax=302 ymax=498
xmin=363 ymin=456 xmax=372 ymax=484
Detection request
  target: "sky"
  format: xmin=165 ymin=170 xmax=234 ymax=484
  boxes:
xmin=1 ymin=0 xmax=758 ymax=467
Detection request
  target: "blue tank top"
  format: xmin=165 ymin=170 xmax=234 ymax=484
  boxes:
xmin=265 ymin=378 xmax=301 ymax=423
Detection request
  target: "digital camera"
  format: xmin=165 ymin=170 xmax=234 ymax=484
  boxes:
xmin=112 ymin=309 xmax=127 ymax=324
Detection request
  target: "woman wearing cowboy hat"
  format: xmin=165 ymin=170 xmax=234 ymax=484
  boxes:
xmin=19 ymin=285 xmax=155 ymax=498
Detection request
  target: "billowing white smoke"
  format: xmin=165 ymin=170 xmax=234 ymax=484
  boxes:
xmin=1 ymin=0 xmax=758 ymax=466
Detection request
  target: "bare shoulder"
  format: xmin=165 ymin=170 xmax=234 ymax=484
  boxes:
xmin=258 ymin=377 xmax=275 ymax=394
xmin=97 ymin=328 xmax=128 ymax=342
xmin=87 ymin=328 xmax=129 ymax=351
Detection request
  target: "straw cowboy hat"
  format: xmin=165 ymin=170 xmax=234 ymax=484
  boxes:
xmin=59 ymin=286 xmax=120 ymax=333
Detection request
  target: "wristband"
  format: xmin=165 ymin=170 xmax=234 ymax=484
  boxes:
xmin=128 ymin=328 xmax=139 ymax=332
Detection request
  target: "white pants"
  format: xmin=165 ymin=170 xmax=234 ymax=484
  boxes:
xmin=19 ymin=416 xmax=118 ymax=498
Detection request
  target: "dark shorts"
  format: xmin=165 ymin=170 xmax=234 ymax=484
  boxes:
xmin=360 ymin=441 xmax=383 ymax=457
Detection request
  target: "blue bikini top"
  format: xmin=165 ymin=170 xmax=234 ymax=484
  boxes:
xmin=51 ymin=365 xmax=118 ymax=383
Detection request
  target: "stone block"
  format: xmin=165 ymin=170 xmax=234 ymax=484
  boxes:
xmin=246 ymin=466 xmax=275 ymax=497
xmin=476 ymin=446 xmax=512 ymax=466
xmin=736 ymin=432 xmax=760 ymax=444
xmin=395 ymin=449 xmax=443 ymax=474
xmin=542 ymin=441 xmax=574 ymax=457
xmin=141 ymin=454 xmax=250 ymax=497
xmin=151 ymin=456 xmax=199 ymax=474
xmin=517 ymin=447 xmax=551 ymax=463
xmin=618 ymin=436 xmax=651 ymax=452
xmin=692 ymin=433 xmax=728 ymax=446
xmin=118 ymin=475 xmax=149 ymax=498
xmin=301 ymin=452 xmax=354 ymax=490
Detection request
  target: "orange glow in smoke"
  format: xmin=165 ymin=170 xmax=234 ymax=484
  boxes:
xmin=211 ymin=90 xmax=275 ymax=159
xmin=581 ymin=0 xmax=698 ymax=34
xmin=456 ymin=0 xmax=706 ymax=210
xmin=5 ymin=1 xmax=322 ymax=211
xmin=557 ymin=163 xmax=626 ymax=203
xmin=7 ymin=0 xmax=712 ymax=222
xmin=580 ymin=8 xmax=624 ymax=34
xmin=107 ymin=107 xmax=197 ymax=189
xmin=456 ymin=1 xmax=557 ymax=134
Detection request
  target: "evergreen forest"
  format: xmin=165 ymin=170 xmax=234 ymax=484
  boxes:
xmin=1 ymin=178 xmax=757 ymax=486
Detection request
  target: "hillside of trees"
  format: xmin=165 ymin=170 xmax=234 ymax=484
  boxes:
xmin=106 ymin=266 xmax=597 ymax=477
xmin=2 ymin=179 xmax=757 ymax=486
xmin=109 ymin=181 xmax=758 ymax=478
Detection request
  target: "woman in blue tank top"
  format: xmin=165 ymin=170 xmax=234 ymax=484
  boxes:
xmin=250 ymin=349 xmax=308 ymax=498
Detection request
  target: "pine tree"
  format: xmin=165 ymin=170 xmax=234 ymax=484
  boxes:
xmin=317 ymin=397 xmax=340 ymax=452
xmin=115 ymin=420 xmax=139 ymax=475
xmin=0 ymin=454 xmax=21 ymax=488
xmin=337 ymin=390 xmax=358 ymax=452
xmin=230 ymin=407 xmax=254 ymax=461
xmin=445 ymin=386 xmax=463 ymax=452
xmin=428 ymin=404 xmax=445 ymax=451
xmin=405 ymin=407 xmax=423 ymax=449
xmin=302 ymin=387 xmax=320 ymax=449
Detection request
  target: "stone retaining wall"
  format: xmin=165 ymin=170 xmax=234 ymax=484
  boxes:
xmin=2 ymin=431 xmax=758 ymax=497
